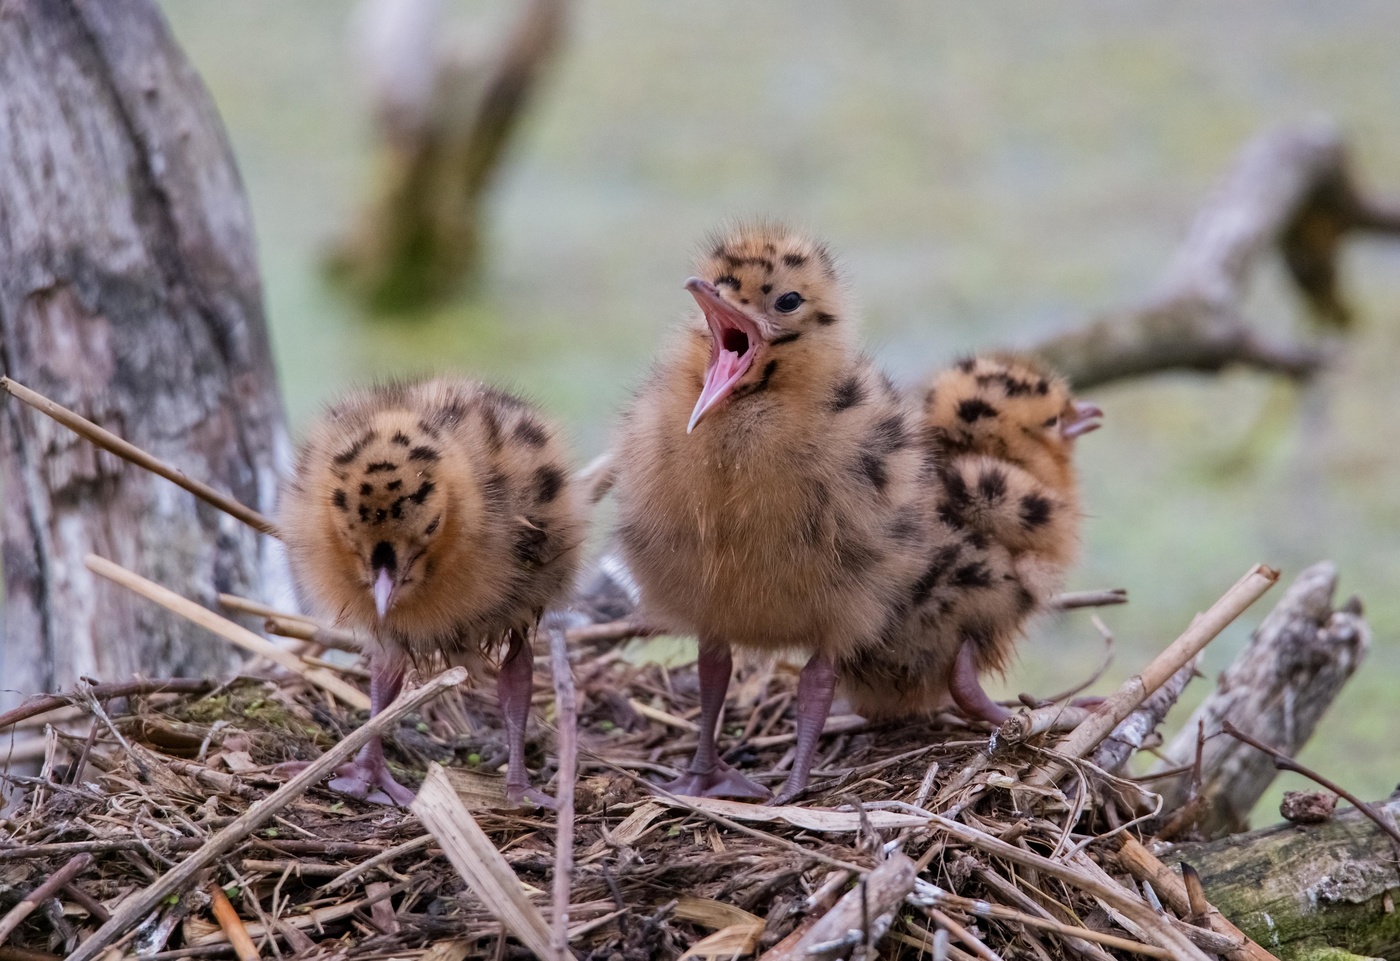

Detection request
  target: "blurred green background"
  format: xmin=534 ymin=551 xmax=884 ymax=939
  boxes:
xmin=158 ymin=1 xmax=1400 ymax=822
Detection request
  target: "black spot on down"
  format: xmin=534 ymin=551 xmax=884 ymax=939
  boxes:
xmin=956 ymin=398 xmax=999 ymax=423
xmin=1020 ymin=493 xmax=1053 ymax=529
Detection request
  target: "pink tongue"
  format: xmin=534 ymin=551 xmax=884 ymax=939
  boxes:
xmin=710 ymin=348 xmax=744 ymax=386
xmin=689 ymin=348 xmax=747 ymax=433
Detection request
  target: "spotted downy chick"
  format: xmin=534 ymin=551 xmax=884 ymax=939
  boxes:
xmin=912 ymin=354 xmax=1102 ymax=722
xmin=614 ymin=224 xmax=1038 ymax=803
xmin=280 ymin=378 xmax=585 ymax=806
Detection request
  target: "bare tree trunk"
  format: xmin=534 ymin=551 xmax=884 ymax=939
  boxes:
xmin=0 ymin=0 xmax=288 ymax=705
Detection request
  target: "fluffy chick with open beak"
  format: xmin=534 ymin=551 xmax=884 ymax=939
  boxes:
xmin=279 ymin=378 xmax=584 ymax=806
xmin=613 ymin=225 xmax=948 ymax=803
xmin=887 ymin=354 xmax=1102 ymax=725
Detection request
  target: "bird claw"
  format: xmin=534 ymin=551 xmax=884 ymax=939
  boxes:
xmin=659 ymin=762 xmax=772 ymax=801
xmin=504 ymin=783 xmax=558 ymax=810
xmin=328 ymin=762 xmax=418 ymax=807
xmin=277 ymin=758 xmax=417 ymax=807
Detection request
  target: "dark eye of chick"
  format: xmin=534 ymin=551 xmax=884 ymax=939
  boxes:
xmin=1042 ymin=416 xmax=1058 ymax=428
xmin=774 ymin=291 xmax=803 ymax=313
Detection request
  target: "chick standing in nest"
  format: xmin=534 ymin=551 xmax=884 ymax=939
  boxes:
xmin=280 ymin=379 xmax=584 ymax=806
xmin=611 ymin=225 xmax=1102 ymax=804
xmin=887 ymin=353 xmax=1102 ymax=725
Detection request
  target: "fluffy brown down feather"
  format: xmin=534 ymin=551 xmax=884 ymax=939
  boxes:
xmin=279 ymin=377 xmax=585 ymax=669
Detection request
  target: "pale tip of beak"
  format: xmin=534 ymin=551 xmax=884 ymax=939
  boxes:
xmin=373 ymin=568 xmax=393 ymax=621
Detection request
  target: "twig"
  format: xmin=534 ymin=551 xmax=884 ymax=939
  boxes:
xmin=924 ymin=907 xmax=1004 ymax=961
xmin=412 ymin=764 xmax=555 ymax=960
xmin=1152 ymin=561 xmax=1369 ymax=835
xmin=217 ymin=593 xmax=314 ymax=624
xmin=1220 ymin=720 xmax=1400 ymax=851
xmin=565 ymin=620 xmax=655 ymax=645
xmin=0 ymin=376 xmax=277 ymax=536
xmin=1050 ymin=589 xmax=1128 ymax=611
xmin=758 ymin=853 xmax=916 ymax=961
xmin=548 ymin=625 xmax=578 ymax=960
xmin=206 ymin=883 xmax=260 ymax=961
xmin=969 ymin=866 xmax=1116 ymax=961
xmin=1116 ymin=836 xmax=1280 ymax=961
xmin=919 ymin=812 xmax=1212 ymax=961
xmin=319 ymin=834 xmax=434 ymax=890
xmin=997 ymin=705 xmax=1093 ymax=744
xmin=65 ymin=667 xmax=467 ymax=961
xmin=1089 ymin=656 xmax=1200 ymax=777
xmin=85 ymin=554 xmax=370 ymax=710
xmin=0 ymin=678 xmax=216 ymax=731
xmin=1029 ymin=564 xmax=1278 ymax=786
xmin=262 ymin=616 xmax=361 ymax=653
xmin=0 ymin=854 xmax=92 ymax=946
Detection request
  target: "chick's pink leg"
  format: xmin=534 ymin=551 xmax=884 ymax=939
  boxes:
xmin=326 ymin=654 xmax=418 ymax=806
xmin=770 ymin=653 xmax=836 ymax=805
xmin=660 ymin=640 xmax=770 ymax=800
xmin=949 ymin=639 xmax=1011 ymax=726
xmin=499 ymin=630 xmax=555 ymax=809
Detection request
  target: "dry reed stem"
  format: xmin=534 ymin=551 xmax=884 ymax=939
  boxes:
xmin=216 ymin=594 xmax=314 ymax=624
xmin=1114 ymin=838 xmax=1281 ymax=961
xmin=261 ymin=616 xmax=360 ymax=653
xmin=0 ymin=853 xmax=92 ymax=946
xmin=64 ymin=666 xmax=467 ymax=961
xmin=1029 ymin=564 xmax=1278 ymax=786
xmin=932 ymin=886 xmax=1170 ymax=958
xmin=206 ymin=883 xmax=260 ymax=961
xmin=0 ymin=376 xmax=277 ymax=536
xmin=548 ymin=626 xmax=579 ymax=960
xmin=85 ymin=554 xmax=370 ymax=711
xmin=411 ymin=763 xmax=555 ymax=960
xmin=925 ymin=906 xmax=1006 ymax=961
xmin=920 ymin=812 xmax=1212 ymax=961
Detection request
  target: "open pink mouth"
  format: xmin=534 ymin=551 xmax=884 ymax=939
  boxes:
xmin=1061 ymin=400 xmax=1103 ymax=439
xmin=684 ymin=277 xmax=764 ymax=433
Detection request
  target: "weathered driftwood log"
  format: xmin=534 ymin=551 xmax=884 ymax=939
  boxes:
xmin=1031 ymin=124 xmax=1400 ymax=390
xmin=1149 ymin=561 xmax=1369 ymax=837
xmin=329 ymin=0 xmax=568 ymax=311
xmin=0 ymin=0 xmax=287 ymax=706
xmin=1156 ymin=796 xmax=1400 ymax=961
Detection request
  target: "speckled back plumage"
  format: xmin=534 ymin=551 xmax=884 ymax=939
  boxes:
xmin=612 ymin=225 xmax=1041 ymax=721
xmin=279 ymin=378 xmax=585 ymax=667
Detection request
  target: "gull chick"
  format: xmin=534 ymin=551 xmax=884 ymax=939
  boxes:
xmin=280 ymin=378 xmax=584 ymax=806
xmin=611 ymin=226 xmax=1102 ymax=803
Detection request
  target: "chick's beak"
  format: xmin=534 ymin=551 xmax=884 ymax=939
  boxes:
xmin=1060 ymin=400 xmax=1104 ymax=439
xmin=684 ymin=277 xmax=763 ymax=433
xmin=373 ymin=567 xmax=395 ymax=621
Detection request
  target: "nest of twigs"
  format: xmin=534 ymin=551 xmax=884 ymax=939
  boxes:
xmin=0 ymin=562 xmax=1282 ymax=961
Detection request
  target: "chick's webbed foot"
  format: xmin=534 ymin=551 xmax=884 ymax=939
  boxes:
xmin=660 ymin=762 xmax=771 ymax=800
xmin=327 ymin=757 xmax=418 ymax=807
xmin=275 ymin=746 xmax=417 ymax=808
